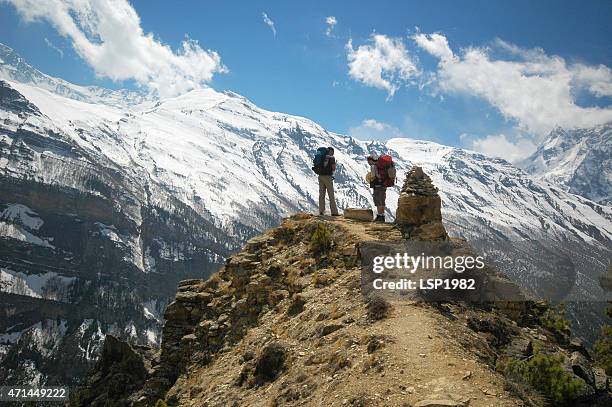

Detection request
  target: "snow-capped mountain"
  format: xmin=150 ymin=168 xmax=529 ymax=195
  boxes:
xmin=0 ymin=43 xmax=153 ymax=108
xmin=521 ymin=124 xmax=612 ymax=205
xmin=0 ymin=44 xmax=610 ymax=385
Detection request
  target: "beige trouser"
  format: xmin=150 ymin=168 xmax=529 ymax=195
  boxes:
xmin=318 ymin=175 xmax=338 ymax=215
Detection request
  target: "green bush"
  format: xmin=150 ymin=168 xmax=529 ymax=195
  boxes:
xmin=154 ymin=400 xmax=168 ymax=407
xmin=540 ymin=303 xmax=570 ymax=333
xmin=593 ymin=303 xmax=612 ymax=375
xmin=310 ymin=222 xmax=332 ymax=252
xmin=498 ymin=352 xmax=584 ymax=404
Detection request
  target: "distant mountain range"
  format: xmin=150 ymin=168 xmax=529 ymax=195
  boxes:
xmin=521 ymin=123 xmax=612 ymax=206
xmin=0 ymin=43 xmax=610 ymax=386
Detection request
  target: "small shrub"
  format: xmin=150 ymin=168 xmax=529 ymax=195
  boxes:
xmin=593 ymin=325 xmax=612 ymax=375
xmin=593 ymin=303 xmax=612 ymax=375
xmin=328 ymin=349 xmax=351 ymax=372
xmin=366 ymin=295 xmax=390 ymax=321
xmin=362 ymin=354 xmax=383 ymax=373
xmin=540 ymin=303 xmax=570 ymax=333
xmin=497 ymin=351 xmax=584 ymax=404
xmin=366 ymin=336 xmax=385 ymax=354
xmin=310 ymin=222 xmax=332 ymax=252
xmin=254 ymin=343 xmax=287 ymax=385
xmin=312 ymin=270 xmax=332 ymax=287
xmin=273 ymin=225 xmax=295 ymax=243
xmin=155 ymin=400 xmax=169 ymax=407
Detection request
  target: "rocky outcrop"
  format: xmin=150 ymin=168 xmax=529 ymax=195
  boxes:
xmin=72 ymin=214 xmax=610 ymax=406
xmin=70 ymin=335 xmax=154 ymax=406
xmin=395 ymin=166 xmax=447 ymax=240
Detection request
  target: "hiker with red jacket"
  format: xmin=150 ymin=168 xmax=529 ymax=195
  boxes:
xmin=312 ymin=146 xmax=340 ymax=216
xmin=366 ymin=153 xmax=396 ymax=222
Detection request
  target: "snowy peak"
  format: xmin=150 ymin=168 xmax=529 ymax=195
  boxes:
xmin=0 ymin=43 xmax=152 ymax=108
xmin=522 ymin=123 xmax=612 ymax=205
xmin=1 ymin=49 xmax=612 ymax=386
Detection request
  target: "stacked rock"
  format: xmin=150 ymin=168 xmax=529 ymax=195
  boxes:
xmin=395 ymin=166 xmax=447 ymax=240
xmin=400 ymin=166 xmax=439 ymax=196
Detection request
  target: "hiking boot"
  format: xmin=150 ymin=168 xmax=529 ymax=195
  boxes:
xmin=374 ymin=214 xmax=385 ymax=223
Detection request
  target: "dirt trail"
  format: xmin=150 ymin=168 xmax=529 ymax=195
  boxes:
xmin=314 ymin=216 xmax=521 ymax=406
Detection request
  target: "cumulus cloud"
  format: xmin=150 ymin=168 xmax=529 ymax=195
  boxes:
xmin=325 ymin=16 xmax=337 ymax=37
xmin=3 ymin=0 xmax=227 ymax=97
xmin=262 ymin=12 xmax=276 ymax=38
xmin=349 ymin=119 xmax=403 ymax=140
xmin=44 ymin=37 xmax=64 ymax=58
xmin=346 ymin=34 xmax=419 ymax=99
xmin=414 ymin=32 xmax=612 ymax=136
xmin=461 ymin=133 xmax=537 ymax=162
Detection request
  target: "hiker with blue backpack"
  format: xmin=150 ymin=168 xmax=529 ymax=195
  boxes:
xmin=312 ymin=147 xmax=340 ymax=216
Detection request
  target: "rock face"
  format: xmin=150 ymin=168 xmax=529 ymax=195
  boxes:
xmin=395 ymin=166 xmax=447 ymax=240
xmin=70 ymin=335 xmax=153 ymax=406
xmin=0 ymin=80 xmax=229 ymax=386
xmin=343 ymin=208 xmax=374 ymax=222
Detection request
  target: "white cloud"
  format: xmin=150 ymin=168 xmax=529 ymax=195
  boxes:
xmin=44 ymin=37 xmax=63 ymax=58
xmin=325 ymin=16 xmax=337 ymax=37
xmin=346 ymin=34 xmax=419 ymax=99
xmin=571 ymin=64 xmax=612 ymax=97
xmin=462 ymin=133 xmax=537 ymax=162
xmin=4 ymin=0 xmax=227 ymax=97
xmin=349 ymin=119 xmax=403 ymax=140
xmin=414 ymin=32 xmax=612 ymax=136
xmin=413 ymin=32 xmax=454 ymax=62
xmin=262 ymin=12 xmax=276 ymax=38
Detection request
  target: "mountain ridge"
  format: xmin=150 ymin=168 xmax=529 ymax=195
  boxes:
xmin=521 ymin=123 xmax=612 ymax=205
xmin=0 ymin=43 xmax=610 ymax=387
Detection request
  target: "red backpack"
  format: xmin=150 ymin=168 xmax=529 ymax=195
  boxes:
xmin=376 ymin=155 xmax=396 ymax=187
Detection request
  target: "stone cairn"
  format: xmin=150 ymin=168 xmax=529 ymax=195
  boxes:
xmin=395 ymin=166 xmax=448 ymax=240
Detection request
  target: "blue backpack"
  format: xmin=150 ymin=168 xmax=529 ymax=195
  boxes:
xmin=312 ymin=147 xmax=329 ymax=174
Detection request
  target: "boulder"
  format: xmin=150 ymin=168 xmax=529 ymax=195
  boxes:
xmin=570 ymin=351 xmax=595 ymax=386
xmin=343 ymin=208 xmax=374 ymax=222
xmin=593 ymin=367 xmax=609 ymax=392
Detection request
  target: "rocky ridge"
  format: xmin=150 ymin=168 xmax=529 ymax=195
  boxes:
xmin=72 ymin=179 xmax=611 ymax=406
xmin=521 ymin=123 xmax=612 ymax=205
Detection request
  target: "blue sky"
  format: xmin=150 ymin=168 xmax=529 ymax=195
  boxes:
xmin=1 ymin=0 xmax=611 ymax=161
